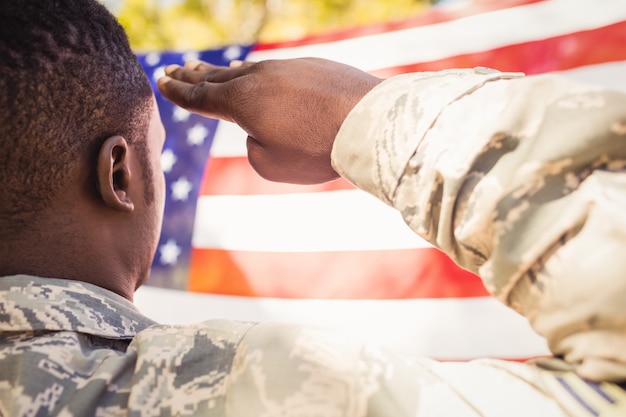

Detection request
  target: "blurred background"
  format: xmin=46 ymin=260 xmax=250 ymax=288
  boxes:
xmin=103 ymin=0 xmax=447 ymax=51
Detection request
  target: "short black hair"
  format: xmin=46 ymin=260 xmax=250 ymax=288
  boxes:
xmin=0 ymin=0 xmax=153 ymax=233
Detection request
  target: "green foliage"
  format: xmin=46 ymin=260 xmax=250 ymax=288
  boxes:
xmin=109 ymin=0 xmax=434 ymax=51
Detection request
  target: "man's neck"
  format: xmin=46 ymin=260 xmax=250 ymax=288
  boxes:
xmin=0 ymin=230 xmax=138 ymax=301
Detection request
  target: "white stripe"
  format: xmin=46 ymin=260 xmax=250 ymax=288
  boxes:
xmin=210 ymin=60 xmax=626 ymax=158
xmin=210 ymin=120 xmax=248 ymax=157
xmin=247 ymin=0 xmax=626 ymax=72
xmin=192 ymin=189 xmax=433 ymax=251
xmin=135 ymin=286 xmax=550 ymax=360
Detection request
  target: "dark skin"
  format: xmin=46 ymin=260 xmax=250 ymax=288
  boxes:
xmin=158 ymin=58 xmax=383 ymax=184
xmin=0 ymin=102 xmax=166 ymax=301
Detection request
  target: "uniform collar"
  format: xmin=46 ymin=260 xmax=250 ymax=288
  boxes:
xmin=0 ymin=275 xmax=156 ymax=339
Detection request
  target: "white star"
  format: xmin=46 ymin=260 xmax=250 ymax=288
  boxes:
xmin=182 ymin=51 xmax=200 ymax=63
xmin=186 ymin=124 xmax=209 ymax=146
xmin=145 ymin=52 xmax=161 ymax=67
xmin=223 ymin=45 xmax=243 ymax=61
xmin=173 ymin=106 xmax=191 ymax=123
xmin=160 ymin=149 xmax=177 ymax=173
xmin=171 ymin=177 xmax=193 ymax=201
xmin=159 ymin=239 xmax=181 ymax=266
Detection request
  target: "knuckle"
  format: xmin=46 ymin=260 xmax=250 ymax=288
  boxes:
xmin=200 ymin=67 xmax=222 ymax=82
xmin=224 ymin=78 xmax=257 ymax=116
xmin=249 ymin=59 xmax=280 ymax=74
xmin=184 ymin=82 xmax=209 ymax=108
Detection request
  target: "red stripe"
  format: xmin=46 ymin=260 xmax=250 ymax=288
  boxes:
xmin=188 ymin=247 xmax=488 ymax=299
xmin=200 ymin=156 xmax=356 ymax=196
xmin=253 ymin=0 xmax=544 ymax=51
xmin=371 ymin=21 xmax=626 ymax=77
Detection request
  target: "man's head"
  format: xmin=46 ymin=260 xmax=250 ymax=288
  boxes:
xmin=0 ymin=0 xmax=166 ymax=299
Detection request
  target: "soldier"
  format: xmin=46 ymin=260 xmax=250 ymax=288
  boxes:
xmin=159 ymin=58 xmax=626 ymax=415
xmin=1 ymin=1 xmax=625 ymax=417
xmin=0 ymin=2 xmax=410 ymax=416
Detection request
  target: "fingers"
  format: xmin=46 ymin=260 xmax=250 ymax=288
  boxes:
xmin=157 ymin=76 xmax=232 ymax=122
xmin=163 ymin=59 xmax=250 ymax=85
xmin=158 ymin=58 xmax=250 ymax=122
xmin=187 ymin=58 xmax=254 ymax=70
xmin=229 ymin=60 xmax=256 ymax=68
xmin=184 ymin=59 xmax=215 ymax=71
xmin=162 ymin=65 xmax=208 ymax=85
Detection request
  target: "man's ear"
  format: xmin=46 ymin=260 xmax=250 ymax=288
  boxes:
xmin=96 ymin=136 xmax=134 ymax=212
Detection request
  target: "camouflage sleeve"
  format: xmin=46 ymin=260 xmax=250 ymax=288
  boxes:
xmin=221 ymin=321 xmax=567 ymax=417
xmin=2 ymin=278 xmax=622 ymax=415
xmin=331 ymin=69 xmax=626 ymax=382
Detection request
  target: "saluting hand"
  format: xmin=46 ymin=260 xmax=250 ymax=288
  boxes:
xmin=157 ymin=58 xmax=382 ymax=184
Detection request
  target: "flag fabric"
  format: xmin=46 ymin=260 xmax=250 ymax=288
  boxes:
xmin=135 ymin=0 xmax=626 ymax=360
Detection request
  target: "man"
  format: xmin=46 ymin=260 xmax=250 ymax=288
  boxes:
xmin=1 ymin=2 xmax=624 ymax=417
xmin=0 ymin=2 xmax=413 ymax=416
xmin=158 ymin=58 xmax=626 ymax=413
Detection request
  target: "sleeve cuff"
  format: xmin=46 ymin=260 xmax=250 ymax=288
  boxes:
xmin=331 ymin=68 xmax=523 ymax=205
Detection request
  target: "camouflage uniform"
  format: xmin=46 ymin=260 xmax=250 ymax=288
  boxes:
xmin=1 ymin=275 xmax=624 ymax=416
xmin=2 ymin=70 xmax=626 ymax=416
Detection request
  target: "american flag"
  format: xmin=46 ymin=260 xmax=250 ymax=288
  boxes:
xmin=135 ymin=0 xmax=626 ymax=360
xmin=136 ymin=45 xmax=255 ymax=290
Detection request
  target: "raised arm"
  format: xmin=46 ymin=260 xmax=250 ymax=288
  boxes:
xmin=158 ymin=58 xmax=382 ymax=184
